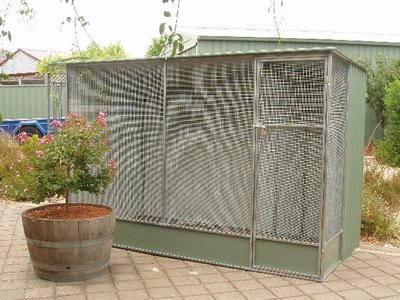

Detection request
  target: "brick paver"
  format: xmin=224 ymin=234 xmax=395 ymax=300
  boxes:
xmin=1 ymin=201 xmax=400 ymax=299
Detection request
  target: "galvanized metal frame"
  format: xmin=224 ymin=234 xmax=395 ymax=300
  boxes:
xmin=256 ymin=55 xmax=326 ymax=246
xmin=66 ymin=50 xmax=354 ymax=282
xmin=250 ymin=57 xmax=260 ymax=267
xmin=251 ymin=55 xmax=328 ymax=279
xmin=161 ymin=58 xmax=168 ymax=221
xmin=318 ymin=54 xmax=333 ymax=279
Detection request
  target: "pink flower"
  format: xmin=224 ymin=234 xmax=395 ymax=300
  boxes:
xmin=99 ymin=110 xmax=107 ymax=118
xmin=18 ymin=132 xmax=29 ymax=144
xmin=50 ymin=118 xmax=61 ymax=129
xmin=37 ymin=134 xmax=55 ymax=146
xmin=36 ymin=150 xmax=45 ymax=158
xmin=66 ymin=113 xmax=86 ymax=127
xmin=96 ymin=110 xmax=107 ymax=127
xmin=107 ymin=159 xmax=117 ymax=170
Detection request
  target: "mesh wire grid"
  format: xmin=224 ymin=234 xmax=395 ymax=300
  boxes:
xmin=68 ymin=58 xmax=254 ymax=237
xmin=68 ymin=63 xmax=165 ymax=220
xmin=255 ymin=60 xmax=326 ymax=244
xmin=67 ymin=54 xmax=348 ymax=246
xmin=164 ymin=59 xmax=254 ymax=236
xmin=258 ymin=60 xmax=326 ymax=126
xmin=325 ymin=57 xmax=348 ymax=242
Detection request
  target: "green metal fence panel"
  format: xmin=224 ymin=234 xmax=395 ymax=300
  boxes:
xmin=322 ymin=234 xmax=341 ymax=279
xmin=0 ymin=85 xmax=67 ymax=120
xmin=114 ymin=220 xmax=250 ymax=267
xmin=365 ymin=105 xmax=383 ymax=142
xmin=341 ymin=65 xmax=367 ymax=259
xmin=254 ymin=240 xmax=319 ymax=277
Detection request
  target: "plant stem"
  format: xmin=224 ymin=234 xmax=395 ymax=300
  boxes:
xmin=65 ymin=190 xmax=69 ymax=214
xmin=65 ymin=165 xmax=71 ymax=214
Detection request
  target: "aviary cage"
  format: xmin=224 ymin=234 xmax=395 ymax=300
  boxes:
xmin=67 ymin=48 xmax=366 ymax=281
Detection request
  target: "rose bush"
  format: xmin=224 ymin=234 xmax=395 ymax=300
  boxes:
xmin=19 ymin=111 xmax=116 ymax=208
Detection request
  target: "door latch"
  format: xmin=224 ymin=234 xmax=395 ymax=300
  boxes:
xmin=253 ymin=124 xmax=269 ymax=137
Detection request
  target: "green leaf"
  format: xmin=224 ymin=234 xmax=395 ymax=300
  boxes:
xmin=172 ymin=39 xmax=179 ymax=57
xmin=178 ymin=42 xmax=184 ymax=52
xmin=7 ymin=31 xmax=11 ymax=42
xmin=167 ymin=34 xmax=174 ymax=45
xmin=66 ymin=16 xmax=72 ymax=23
xmin=162 ymin=0 xmax=169 ymax=3
xmin=163 ymin=11 xmax=171 ymax=17
xmin=159 ymin=23 xmax=166 ymax=35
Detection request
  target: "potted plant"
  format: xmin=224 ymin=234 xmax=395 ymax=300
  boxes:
xmin=19 ymin=111 xmax=117 ymax=282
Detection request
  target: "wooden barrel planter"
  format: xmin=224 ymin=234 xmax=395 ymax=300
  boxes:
xmin=21 ymin=203 xmax=116 ymax=282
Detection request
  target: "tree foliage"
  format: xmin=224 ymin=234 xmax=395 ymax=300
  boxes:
xmin=0 ymin=0 xmax=35 ymax=43
xmin=375 ymin=80 xmax=400 ymax=166
xmin=159 ymin=0 xmax=184 ymax=56
xmin=359 ymin=55 xmax=400 ymax=129
xmin=37 ymin=42 xmax=128 ymax=76
xmin=145 ymin=35 xmax=167 ymax=57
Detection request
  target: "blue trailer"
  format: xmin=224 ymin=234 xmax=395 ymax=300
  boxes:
xmin=1 ymin=118 xmax=49 ymax=137
xmin=0 ymin=74 xmax=66 ymax=138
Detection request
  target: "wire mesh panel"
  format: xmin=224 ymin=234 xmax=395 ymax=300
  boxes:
xmin=256 ymin=128 xmax=324 ymax=244
xmin=255 ymin=59 xmax=326 ymax=244
xmin=68 ymin=62 xmax=165 ymax=220
xmin=258 ymin=60 xmax=326 ymax=126
xmin=164 ymin=58 xmax=254 ymax=236
xmin=325 ymin=57 xmax=348 ymax=242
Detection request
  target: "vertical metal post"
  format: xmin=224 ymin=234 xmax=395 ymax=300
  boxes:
xmin=65 ymin=71 xmax=68 ymax=116
xmin=318 ymin=54 xmax=332 ymax=280
xmin=249 ymin=58 xmax=260 ymax=267
xmin=46 ymin=73 xmax=51 ymax=134
xmin=161 ymin=59 xmax=168 ymax=221
xmin=338 ymin=62 xmax=350 ymax=264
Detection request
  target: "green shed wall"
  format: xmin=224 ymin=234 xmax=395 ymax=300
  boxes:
xmin=0 ymin=85 xmax=67 ymax=120
xmin=197 ymin=39 xmax=400 ymax=64
xmin=341 ymin=65 xmax=367 ymax=259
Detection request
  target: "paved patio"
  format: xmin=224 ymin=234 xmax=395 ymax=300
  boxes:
xmin=1 ymin=201 xmax=400 ymax=300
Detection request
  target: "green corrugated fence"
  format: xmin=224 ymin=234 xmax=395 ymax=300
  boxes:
xmin=0 ymin=85 xmax=67 ymax=120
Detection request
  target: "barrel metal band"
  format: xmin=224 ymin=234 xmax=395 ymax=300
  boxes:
xmin=32 ymin=257 xmax=110 ymax=272
xmin=25 ymin=234 xmax=113 ymax=249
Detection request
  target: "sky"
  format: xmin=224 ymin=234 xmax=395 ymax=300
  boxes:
xmin=2 ymin=0 xmax=400 ymax=57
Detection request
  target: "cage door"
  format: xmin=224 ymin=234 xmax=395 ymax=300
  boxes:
xmin=252 ymin=59 xmax=326 ymax=275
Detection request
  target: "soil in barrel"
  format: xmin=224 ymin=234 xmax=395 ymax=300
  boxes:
xmin=26 ymin=204 xmax=112 ymax=220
